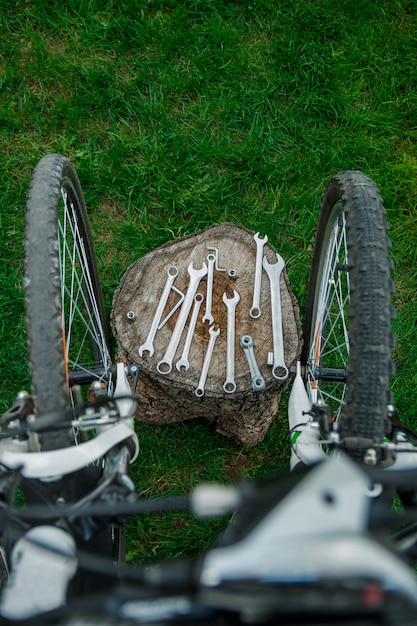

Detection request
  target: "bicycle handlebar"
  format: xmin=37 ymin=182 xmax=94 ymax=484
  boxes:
xmin=2 ymin=451 xmax=417 ymax=624
xmin=2 ymin=382 xmax=417 ymax=625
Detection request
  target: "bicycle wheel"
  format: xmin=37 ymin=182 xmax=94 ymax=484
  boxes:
xmin=24 ymin=154 xmax=112 ymax=450
xmin=302 ymin=171 xmax=395 ymax=463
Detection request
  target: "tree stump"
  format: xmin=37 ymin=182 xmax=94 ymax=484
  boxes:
xmin=111 ymin=223 xmax=302 ymax=446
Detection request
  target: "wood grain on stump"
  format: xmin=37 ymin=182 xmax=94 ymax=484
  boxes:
xmin=111 ymin=223 xmax=302 ymax=446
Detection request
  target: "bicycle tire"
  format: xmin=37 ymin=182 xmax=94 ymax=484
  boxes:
xmin=24 ymin=154 xmax=125 ymax=580
xmin=301 ymin=170 xmax=395 ymax=463
xmin=24 ymin=153 xmax=112 ymax=449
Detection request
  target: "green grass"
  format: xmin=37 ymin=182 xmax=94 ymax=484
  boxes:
xmin=1 ymin=0 xmax=417 ymax=563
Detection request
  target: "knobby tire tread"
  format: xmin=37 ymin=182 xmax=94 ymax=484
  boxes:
xmin=24 ymin=154 xmax=124 ymax=584
xmin=303 ymin=171 xmax=395 ymax=461
xmin=24 ymin=153 xmax=108 ymax=450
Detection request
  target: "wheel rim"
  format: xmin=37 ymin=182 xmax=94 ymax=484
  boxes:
xmin=58 ymin=180 xmax=112 ymax=391
xmin=306 ymin=201 xmax=349 ymax=422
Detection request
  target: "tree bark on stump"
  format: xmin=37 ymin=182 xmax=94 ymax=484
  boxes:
xmin=111 ymin=223 xmax=302 ymax=446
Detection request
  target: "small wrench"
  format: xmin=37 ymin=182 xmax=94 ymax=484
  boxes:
xmin=240 ymin=335 xmax=265 ymax=392
xmin=263 ymin=253 xmax=289 ymax=381
xmin=250 ymin=232 xmax=268 ymax=319
xmin=222 ymin=290 xmax=240 ymax=393
xmin=157 ymin=262 xmax=208 ymax=376
xmin=202 ymin=253 xmax=216 ymax=324
xmin=195 ymin=325 xmax=220 ymax=397
xmin=139 ymin=265 xmax=179 ymax=357
xmin=176 ymin=293 xmax=204 ymax=372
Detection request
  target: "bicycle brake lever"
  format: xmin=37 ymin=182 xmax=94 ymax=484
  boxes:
xmin=0 ymin=392 xmax=34 ymax=428
xmin=126 ymin=363 xmax=140 ymax=392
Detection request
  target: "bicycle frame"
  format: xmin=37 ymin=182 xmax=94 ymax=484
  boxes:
xmin=0 ymin=363 xmax=139 ymax=619
xmin=2 ymin=362 xmax=417 ymax=622
xmin=0 ymin=363 xmax=139 ymax=478
xmin=198 ymin=456 xmax=417 ymax=603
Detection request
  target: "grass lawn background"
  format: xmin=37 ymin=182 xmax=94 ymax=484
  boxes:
xmin=1 ymin=0 xmax=417 ymax=562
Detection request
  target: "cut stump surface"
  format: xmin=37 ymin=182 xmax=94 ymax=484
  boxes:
xmin=111 ymin=223 xmax=302 ymax=446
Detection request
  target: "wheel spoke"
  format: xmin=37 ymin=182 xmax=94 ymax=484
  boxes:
xmin=307 ymin=206 xmax=349 ymax=421
xmin=58 ymin=187 xmax=111 ymax=381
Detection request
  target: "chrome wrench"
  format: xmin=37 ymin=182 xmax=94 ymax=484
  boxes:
xmin=138 ymin=265 xmax=179 ymax=357
xmin=202 ymin=253 xmax=216 ymax=324
xmin=240 ymin=335 xmax=265 ymax=392
xmin=176 ymin=293 xmax=204 ymax=372
xmin=195 ymin=325 xmax=220 ymax=397
xmin=262 ymin=253 xmax=289 ymax=381
xmin=222 ymin=290 xmax=240 ymax=393
xmin=250 ymin=232 xmax=268 ymax=319
xmin=157 ymin=262 xmax=208 ymax=376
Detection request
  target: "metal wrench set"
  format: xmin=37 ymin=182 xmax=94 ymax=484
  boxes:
xmin=137 ymin=233 xmax=289 ymax=396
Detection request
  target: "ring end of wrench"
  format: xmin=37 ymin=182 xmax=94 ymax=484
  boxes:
xmin=240 ymin=335 xmax=252 ymax=348
xmin=272 ymin=364 xmax=289 ymax=381
xmin=156 ymin=360 xmax=172 ymax=376
xmin=223 ymin=380 xmax=236 ymax=394
xmin=249 ymin=306 xmax=261 ymax=319
xmin=253 ymin=376 xmax=265 ymax=392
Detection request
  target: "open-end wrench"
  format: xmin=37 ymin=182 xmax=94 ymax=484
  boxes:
xmin=139 ymin=265 xmax=179 ymax=358
xmin=202 ymin=253 xmax=216 ymax=324
xmin=176 ymin=293 xmax=204 ymax=372
xmin=222 ymin=290 xmax=240 ymax=393
xmin=240 ymin=335 xmax=265 ymax=392
xmin=195 ymin=325 xmax=220 ymax=397
xmin=262 ymin=253 xmax=289 ymax=381
xmin=250 ymin=232 xmax=268 ymax=319
xmin=157 ymin=262 xmax=208 ymax=376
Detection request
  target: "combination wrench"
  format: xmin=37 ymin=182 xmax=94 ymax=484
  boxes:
xmin=250 ymin=232 xmax=268 ymax=319
xmin=222 ymin=290 xmax=240 ymax=393
xmin=195 ymin=325 xmax=220 ymax=397
xmin=176 ymin=293 xmax=204 ymax=372
xmin=138 ymin=265 xmax=179 ymax=358
xmin=202 ymin=253 xmax=216 ymax=324
xmin=262 ymin=253 xmax=289 ymax=381
xmin=157 ymin=262 xmax=208 ymax=376
xmin=240 ymin=335 xmax=265 ymax=392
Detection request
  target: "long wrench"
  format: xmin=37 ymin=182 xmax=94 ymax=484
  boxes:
xmin=202 ymin=253 xmax=216 ymax=324
xmin=262 ymin=253 xmax=289 ymax=381
xmin=250 ymin=232 xmax=268 ymax=319
xmin=222 ymin=290 xmax=240 ymax=393
xmin=176 ymin=293 xmax=204 ymax=372
xmin=195 ymin=325 xmax=220 ymax=397
xmin=157 ymin=262 xmax=208 ymax=376
xmin=138 ymin=265 xmax=179 ymax=357
xmin=240 ymin=335 xmax=265 ymax=392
